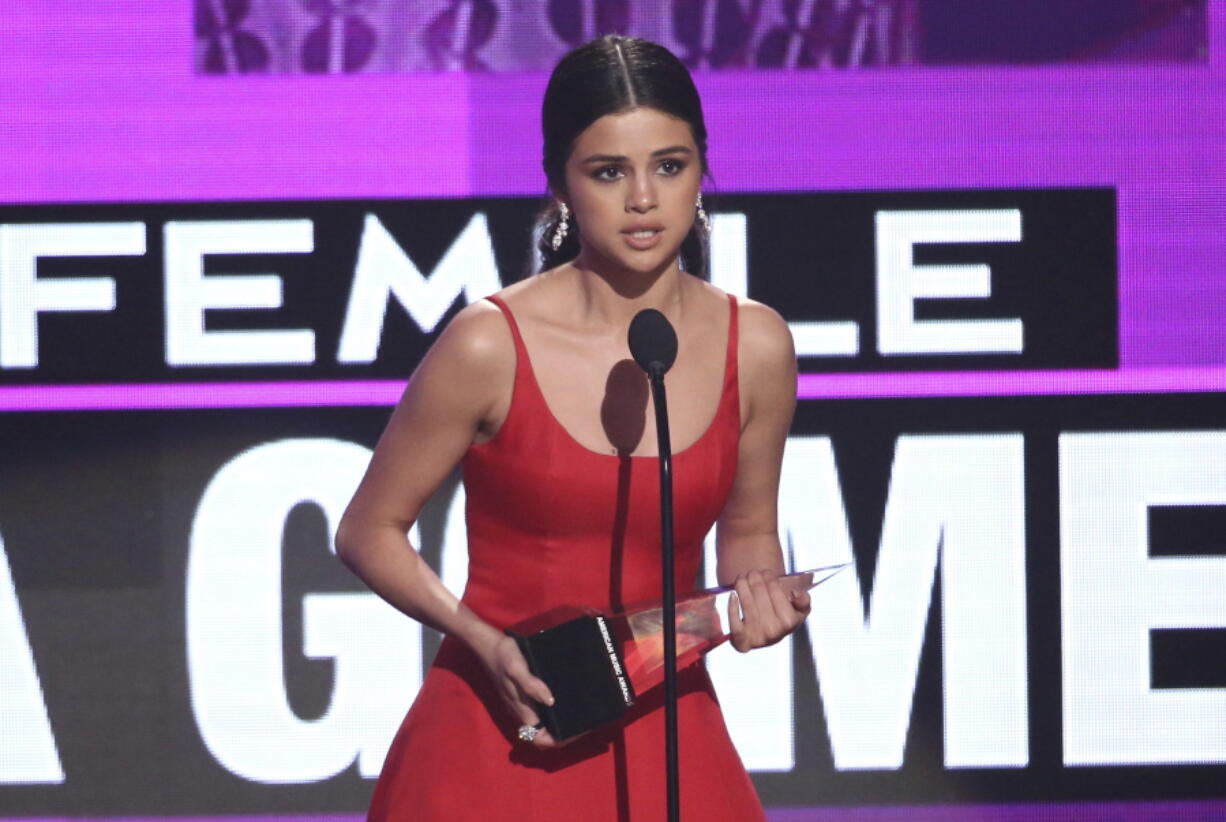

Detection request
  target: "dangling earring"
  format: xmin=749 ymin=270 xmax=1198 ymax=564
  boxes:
xmin=696 ymin=193 xmax=711 ymax=234
xmin=550 ymin=202 xmax=570 ymax=251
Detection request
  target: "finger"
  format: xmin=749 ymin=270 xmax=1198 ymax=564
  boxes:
xmin=746 ymin=577 xmax=790 ymax=644
xmin=510 ymin=669 xmax=556 ymax=711
xmin=728 ymin=590 xmax=752 ymax=652
xmin=516 ymin=701 xmax=541 ymax=726
xmin=750 ymin=568 xmax=777 ymax=594
xmin=764 ymin=576 xmax=796 ymax=624
xmin=497 ymin=682 xmax=529 ymax=725
xmin=749 ymin=569 xmax=782 ymax=622
xmin=505 ymin=676 xmax=560 ymax=749
xmin=789 ymin=589 xmax=812 ymax=616
xmin=727 ymin=589 xmax=745 ymax=634
xmin=734 ymin=574 xmax=760 ymax=626
xmin=507 ymin=695 xmax=558 ymax=750
xmin=533 ymin=728 xmax=559 ymax=748
xmin=498 ymin=670 xmax=539 ymax=718
xmin=503 ymin=652 xmax=556 ymax=707
xmin=524 ymin=673 xmax=556 ymax=708
xmin=505 ymin=685 xmax=540 ymax=727
xmin=512 ymin=713 xmax=556 ymax=749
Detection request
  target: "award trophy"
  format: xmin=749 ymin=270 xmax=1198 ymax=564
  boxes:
xmin=505 ymin=564 xmax=847 ymax=740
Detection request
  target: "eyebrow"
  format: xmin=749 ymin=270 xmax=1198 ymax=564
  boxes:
xmin=579 ymin=146 xmax=694 ymax=164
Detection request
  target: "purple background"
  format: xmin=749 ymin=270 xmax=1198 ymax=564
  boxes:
xmin=4 ymin=364 xmax=1226 ymax=413
xmin=2 ymin=2 xmax=1223 ymax=380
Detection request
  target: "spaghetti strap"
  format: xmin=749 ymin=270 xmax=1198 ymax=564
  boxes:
xmin=485 ymin=295 xmax=528 ymax=360
xmin=477 ymin=294 xmax=534 ymax=445
xmin=723 ymin=292 xmax=739 ymax=392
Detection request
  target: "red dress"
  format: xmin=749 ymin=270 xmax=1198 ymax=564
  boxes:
xmin=368 ymin=293 xmax=765 ymax=821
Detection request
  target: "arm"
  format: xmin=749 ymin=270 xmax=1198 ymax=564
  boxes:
xmin=334 ymin=300 xmax=558 ymax=742
xmin=714 ymin=299 xmax=809 ymax=652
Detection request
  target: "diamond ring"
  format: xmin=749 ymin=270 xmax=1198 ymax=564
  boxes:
xmin=517 ymin=723 xmax=544 ymax=743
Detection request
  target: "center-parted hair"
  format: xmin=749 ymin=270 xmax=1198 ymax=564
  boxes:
xmin=536 ymin=35 xmax=710 ymax=277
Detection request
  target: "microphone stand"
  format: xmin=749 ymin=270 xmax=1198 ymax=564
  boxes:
xmin=647 ymin=362 xmax=680 ymax=822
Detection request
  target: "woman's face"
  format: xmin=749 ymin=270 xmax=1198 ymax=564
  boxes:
xmin=562 ymin=106 xmax=702 ymax=279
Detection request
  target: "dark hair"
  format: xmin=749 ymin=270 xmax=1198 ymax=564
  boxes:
xmin=535 ymin=35 xmax=710 ymax=277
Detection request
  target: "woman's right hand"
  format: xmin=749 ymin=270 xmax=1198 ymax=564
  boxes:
xmin=475 ymin=632 xmax=561 ymax=748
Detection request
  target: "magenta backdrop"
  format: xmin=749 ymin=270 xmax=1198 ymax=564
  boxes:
xmin=2 ymin=1 xmax=1224 ymax=378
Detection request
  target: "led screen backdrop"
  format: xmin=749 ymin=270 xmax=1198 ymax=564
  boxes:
xmin=2 ymin=1 xmax=1225 ymax=819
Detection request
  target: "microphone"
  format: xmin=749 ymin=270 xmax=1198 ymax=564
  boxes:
xmin=628 ymin=309 xmax=678 ymax=377
xmin=626 ymin=306 xmax=682 ymax=822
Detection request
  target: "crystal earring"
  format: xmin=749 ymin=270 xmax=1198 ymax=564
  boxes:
xmin=550 ymin=202 xmax=570 ymax=251
xmin=696 ymin=193 xmax=711 ymax=234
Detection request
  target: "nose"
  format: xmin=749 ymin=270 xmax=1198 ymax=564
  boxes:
xmin=626 ymin=173 xmax=657 ymax=213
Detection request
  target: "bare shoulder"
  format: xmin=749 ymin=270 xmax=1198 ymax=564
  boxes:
xmin=425 ymin=297 xmax=515 ymax=379
xmin=734 ymin=296 xmax=796 ymax=370
xmin=729 ymin=296 xmax=796 ymax=429
xmin=395 ymin=296 xmax=518 ymax=439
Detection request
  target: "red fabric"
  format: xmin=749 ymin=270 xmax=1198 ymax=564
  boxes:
xmin=369 ymin=293 xmax=766 ymax=821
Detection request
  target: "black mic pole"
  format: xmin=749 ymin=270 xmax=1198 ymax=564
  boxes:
xmin=647 ymin=363 xmax=680 ymax=822
xmin=628 ymin=308 xmax=681 ymax=822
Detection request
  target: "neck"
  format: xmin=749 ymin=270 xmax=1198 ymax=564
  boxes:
xmin=570 ymin=253 xmax=688 ymax=328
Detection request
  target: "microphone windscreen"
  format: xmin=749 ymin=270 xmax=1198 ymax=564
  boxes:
xmin=628 ymin=309 xmax=678 ymax=375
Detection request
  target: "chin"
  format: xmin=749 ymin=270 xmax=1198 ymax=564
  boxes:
xmin=626 ymin=252 xmax=675 ymax=274
xmin=618 ymin=258 xmax=678 ymax=283
xmin=594 ymin=243 xmax=682 ymax=279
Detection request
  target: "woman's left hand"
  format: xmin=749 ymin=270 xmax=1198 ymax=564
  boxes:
xmin=727 ymin=569 xmax=811 ymax=653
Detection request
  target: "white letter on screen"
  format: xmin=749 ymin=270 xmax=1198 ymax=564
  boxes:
xmin=0 ymin=532 xmax=64 ymax=783
xmin=0 ymin=222 xmax=144 ymax=368
xmin=336 ymin=213 xmax=501 ymax=363
xmin=782 ymin=434 xmax=1028 ymax=770
xmin=187 ymin=438 xmax=419 ymax=783
xmin=876 ymin=209 xmax=1023 ymax=355
xmin=433 ymin=479 xmax=470 ymax=598
xmin=164 ymin=220 xmax=315 ymax=366
xmin=1061 ymin=431 xmax=1226 ymax=765
xmin=703 ymin=533 xmax=795 ymax=772
xmin=708 ymin=213 xmax=748 ymax=297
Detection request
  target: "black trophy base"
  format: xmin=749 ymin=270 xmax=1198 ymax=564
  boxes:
xmin=506 ymin=608 xmax=636 ymax=741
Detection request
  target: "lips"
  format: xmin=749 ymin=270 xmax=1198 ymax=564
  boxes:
xmin=621 ymin=224 xmax=665 ymax=250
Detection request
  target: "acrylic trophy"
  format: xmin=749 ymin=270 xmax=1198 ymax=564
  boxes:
xmin=505 ymin=564 xmax=847 ymax=740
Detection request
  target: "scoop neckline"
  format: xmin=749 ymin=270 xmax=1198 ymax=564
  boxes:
xmin=485 ymin=295 xmax=735 ymax=461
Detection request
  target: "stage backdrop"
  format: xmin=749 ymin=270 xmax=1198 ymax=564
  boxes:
xmin=2 ymin=2 xmax=1224 ymax=820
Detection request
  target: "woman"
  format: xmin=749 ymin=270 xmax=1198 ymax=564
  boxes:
xmin=336 ymin=34 xmax=808 ymax=821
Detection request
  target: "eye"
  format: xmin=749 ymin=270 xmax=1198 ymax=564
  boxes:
xmin=593 ymin=165 xmax=623 ymax=181
xmin=658 ymin=158 xmax=686 ymax=176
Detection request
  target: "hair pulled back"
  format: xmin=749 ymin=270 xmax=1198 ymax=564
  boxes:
xmin=536 ymin=35 xmax=710 ymax=277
